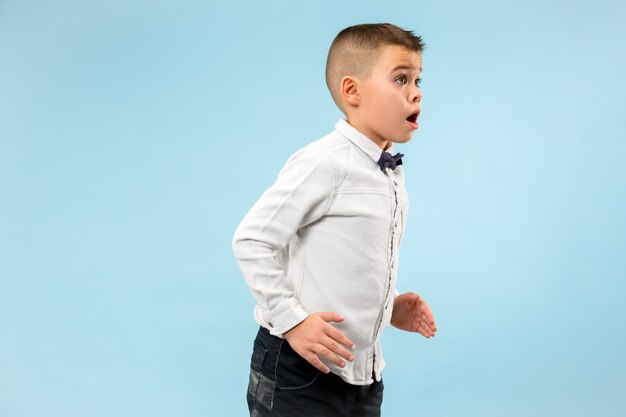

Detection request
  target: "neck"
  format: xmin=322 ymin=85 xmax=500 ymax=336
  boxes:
xmin=345 ymin=117 xmax=389 ymax=150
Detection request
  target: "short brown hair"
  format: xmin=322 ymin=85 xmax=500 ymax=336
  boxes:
xmin=325 ymin=23 xmax=425 ymax=112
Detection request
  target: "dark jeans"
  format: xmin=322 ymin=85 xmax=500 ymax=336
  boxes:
xmin=247 ymin=326 xmax=384 ymax=417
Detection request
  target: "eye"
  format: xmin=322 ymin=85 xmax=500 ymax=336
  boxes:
xmin=395 ymin=75 xmax=407 ymax=85
xmin=415 ymin=77 xmax=422 ymax=87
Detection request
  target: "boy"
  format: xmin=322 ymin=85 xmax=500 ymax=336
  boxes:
xmin=232 ymin=23 xmax=437 ymax=417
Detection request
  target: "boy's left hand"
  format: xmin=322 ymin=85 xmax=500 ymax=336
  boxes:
xmin=390 ymin=292 xmax=437 ymax=338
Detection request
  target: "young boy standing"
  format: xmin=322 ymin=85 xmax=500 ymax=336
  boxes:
xmin=232 ymin=23 xmax=437 ymax=417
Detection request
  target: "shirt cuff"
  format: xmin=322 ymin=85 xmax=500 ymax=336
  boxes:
xmin=264 ymin=298 xmax=309 ymax=337
xmin=394 ymin=287 xmax=400 ymax=297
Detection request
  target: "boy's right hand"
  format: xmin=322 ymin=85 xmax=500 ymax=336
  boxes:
xmin=282 ymin=312 xmax=355 ymax=374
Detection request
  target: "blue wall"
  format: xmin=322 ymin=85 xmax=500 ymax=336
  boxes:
xmin=1 ymin=1 xmax=625 ymax=415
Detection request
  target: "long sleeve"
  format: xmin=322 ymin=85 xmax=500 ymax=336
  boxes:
xmin=232 ymin=147 xmax=335 ymax=336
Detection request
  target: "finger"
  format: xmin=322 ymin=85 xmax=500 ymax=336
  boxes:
xmin=416 ymin=324 xmax=431 ymax=338
xmin=306 ymin=352 xmax=330 ymax=374
xmin=416 ymin=316 xmax=435 ymax=334
xmin=413 ymin=314 xmax=435 ymax=337
xmin=423 ymin=322 xmax=436 ymax=337
xmin=411 ymin=317 xmax=422 ymax=333
xmin=410 ymin=307 xmax=422 ymax=332
xmin=422 ymin=313 xmax=437 ymax=331
xmin=420 ymin=302 xmax=436 ymax=324
xmin=323 ymin=336 xmax=354 ymax=362
xmin=317 ymin=312 xmax=345 ymax=323
xmin=325 ymin=325 xmax=356 ymax=351
xmin=314 ymin=344 xmax=346 ymax=368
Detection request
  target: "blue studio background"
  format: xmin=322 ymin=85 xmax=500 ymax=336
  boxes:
xmin=1 ymin=0 xmax=625 ymax=416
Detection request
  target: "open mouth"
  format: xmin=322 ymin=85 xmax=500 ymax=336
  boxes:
xmin=406 ymin=112 xmax=418 ymax=123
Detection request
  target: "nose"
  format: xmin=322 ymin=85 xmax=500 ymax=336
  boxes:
xmin=410 ymin=85 xmax=422 ymax=103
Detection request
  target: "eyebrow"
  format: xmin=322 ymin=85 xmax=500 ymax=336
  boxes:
xmin=391 ymin=65 xmax=422 ymax=72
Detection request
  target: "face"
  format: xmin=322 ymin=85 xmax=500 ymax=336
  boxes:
xmin=350 ymin=45 xmax=423 ymax=148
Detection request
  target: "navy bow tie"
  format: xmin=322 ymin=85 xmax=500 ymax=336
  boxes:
xmin=377 ymin=151 xmax=404 ymax=171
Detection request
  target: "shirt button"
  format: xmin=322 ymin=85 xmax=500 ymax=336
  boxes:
xmin=268 ymin=322 xmax=274 ymax=328
xmin=393 ymin=180 xmax=398 ymax=186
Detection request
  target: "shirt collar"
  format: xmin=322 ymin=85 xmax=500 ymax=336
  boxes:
xmin=335 ymin=118 xmax=394 ymax=165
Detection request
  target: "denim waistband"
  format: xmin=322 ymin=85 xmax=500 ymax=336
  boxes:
xmin=256 ymin=325 xmax=284 ymax=349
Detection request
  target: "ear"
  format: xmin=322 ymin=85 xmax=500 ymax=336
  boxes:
xmin=340 ymin=76 xmax=361 ymax=107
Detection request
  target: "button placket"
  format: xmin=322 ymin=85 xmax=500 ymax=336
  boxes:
xmin=372 ymin=168 xmax=402 ymax=377
xmin=384 ymin=172 xmax=400 ymax=305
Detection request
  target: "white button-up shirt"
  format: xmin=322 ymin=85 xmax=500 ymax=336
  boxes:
xmin=232 ymin=118 xmax=409 ymax=385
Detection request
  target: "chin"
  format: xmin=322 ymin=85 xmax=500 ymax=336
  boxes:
xmin=394 ymin=135 xmax=414 ymax=144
